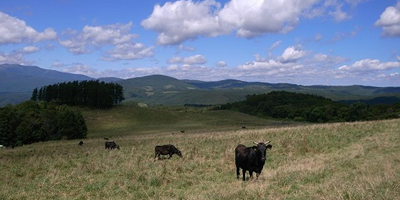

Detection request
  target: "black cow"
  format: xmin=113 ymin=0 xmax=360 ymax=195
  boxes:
xmin=78 ymin=141 xmax=84 ymax=146
xmin=105 ymin=141 xmax=120 ymax=150
xmin=235 ymin=141 xmax=272 ymax=181
xmin=154 ymin=144 xmax=182 ymax=161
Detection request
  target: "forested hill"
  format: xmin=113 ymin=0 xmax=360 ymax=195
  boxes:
xmin=2 ymin=64 xmax=400 ymax=106
xmin=216 ymin=91 xmax=400 ymax=122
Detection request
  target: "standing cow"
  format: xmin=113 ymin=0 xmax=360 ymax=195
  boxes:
xmin=235 ymin=141 xmax=272 ymax=181
xmin=154 ymin=144 xmax=182 ymax=161
xmin=105 ymin=141 xmax=120 ymax=150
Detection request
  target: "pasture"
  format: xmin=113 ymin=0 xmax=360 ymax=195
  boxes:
xmin=0 ymin=107 xmax=399 ymax=199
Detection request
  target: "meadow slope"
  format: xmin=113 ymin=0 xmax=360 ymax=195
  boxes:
xmin=1 ymin=117 xmax=399 ymax=199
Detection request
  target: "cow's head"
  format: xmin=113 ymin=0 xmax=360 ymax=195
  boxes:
xmin=176 ymin=149 xmax=183 ymax=157
xmin=253 ymin=141 xmax=272 ymax=161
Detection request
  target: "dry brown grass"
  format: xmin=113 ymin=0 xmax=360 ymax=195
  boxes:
xmin=0 ymin=119 xmax=399 ymax=199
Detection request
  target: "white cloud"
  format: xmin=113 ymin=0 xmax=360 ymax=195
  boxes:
xmin=325 ymin=0 xmax=351 ymax=22
xmin=141 ymin=0 xmax=227 ymax=45
xmin=0 ymin=46 xmax=41 ymax=65
xmin=219 ymin=0 xmax=316 ymax=37
xmin=22 ymin=46 xmax=40 ymax=53
xmin=279 ymin=46 xmax=307 ymax=62
xmin=178 ymin=44 xmax=196 ymax=52
xmin=60 ymin=22 xmax=137 ymax=54
xmin=142 ymin=0 xmax=366 ymax=45
xmin=312 ymin=53 xmax=349 ymax=66
xmin=103 ymin=43 xmax=154 ymax=61
xmin=61 ymin=63 xmax=100 ymax=77
xmin=269 ymin=41 xmax=282 ymax=51
xmin=168 ymin=54 xmax=207 ymax=64
xmin=375 ymin=2 xmax=400 ymax=37
xmin=215 ymin=61 xmax=227 ymax=67
xmin=0 ymin=12 xmax=56 ymax=44
xmin=0 ymin=52 xmax=26 ymax=64
xmin=142 ymin=0 xmax=317 ymax=45
xmin=339 ymin=59 xmax=400 ymax=71
xmin=59 ymin=22 xmax=154 ymax=61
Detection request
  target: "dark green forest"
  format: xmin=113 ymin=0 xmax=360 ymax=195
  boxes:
xmin=31 ymin=80 xmax=124 ymax=109
xmin=0 ymin=101 xmax=87 ymax=147
xmin=216 ymin=91 xmax=400 ymax=122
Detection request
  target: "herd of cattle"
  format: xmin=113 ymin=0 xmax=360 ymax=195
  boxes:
xmin=78 ymin=140 xmax=272 ymax=181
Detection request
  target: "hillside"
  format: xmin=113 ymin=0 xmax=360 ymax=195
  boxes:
xmin=1 ymin=64 xmax=400 ymax=107
xmin=79 ymin=106 xmax=297 ymax=138
xmin=1 ymin=113 xmax=399 ymax=199
xmin=119 ymin=75 xmax=400 ymax=106
xmin=0 ymin=64 xmax=94 ymax=105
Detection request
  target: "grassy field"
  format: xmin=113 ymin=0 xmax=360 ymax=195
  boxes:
xmin=1 ymin=107 xmax=399 ymax=199
xmin=80 ymin=105 xmax=300 ymax=138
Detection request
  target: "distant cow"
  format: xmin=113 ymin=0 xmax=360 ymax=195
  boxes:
xmin=78 ymin=141 xmax=84 ymax=146
xmin=235 ymin=141 xmax=272 ymax=181
xmin=154 ymin=144 xmax=182 ymax=161
xmin=105 ymin=141 xmax=120 ymax=150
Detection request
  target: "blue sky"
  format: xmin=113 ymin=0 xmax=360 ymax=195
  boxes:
xmin=1 ymin=0 xmax=400 ymax=86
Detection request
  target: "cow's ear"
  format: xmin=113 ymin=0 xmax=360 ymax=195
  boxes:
xmin=252 ymin=146 xmax=258 ymax=151
xmin=266 ymin=144 xmax=272 ymax=149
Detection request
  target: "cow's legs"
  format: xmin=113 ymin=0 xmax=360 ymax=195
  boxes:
xmin=154 ymin=152 xmax=159 ymax=161
xmin=256 ymin=173 xmax=260 ymax=180
xmin=249 ymin=171 xmax=254 ymax=179
xmin=236 ymin=167 xmax=240 ymax=179
xmin=242 ymin=169 xmax=246 ymax=181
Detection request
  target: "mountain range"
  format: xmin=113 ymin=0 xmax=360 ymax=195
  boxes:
xmin=1 ymin=64 xmax=400 ymax=107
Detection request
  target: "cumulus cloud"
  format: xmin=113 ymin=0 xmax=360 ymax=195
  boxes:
xmin=141 ymin=0 xmax=227 ymax=45
xmin=59 ymin=22 xmax=154 ymax=61
xmin=215 ymin=61 xmax=227 ymax=67
xmin=219 ymin=0 xmax=316 ymax=37
xmin=375 ymin=2 xmax=400 ymax=37
xmin=142 ymin=0 xmax=364 ymax=45
xmin=60 ymin=22 xmax=137 ymax=54
xmin=0 ymin=12 xmax=56 ymax=44
xmin=168 ymin=54 xmax=207 ymax=64
xmin=339 ymin=59 xmax=400 ymax=71
xmin=0 ymin=51 xmax=31 ymax=65
xmin=142 ymin=0 xmax=317 ymax=45
xmin=0 ymin=46 xmax=41 ymax=65
xmin=279 ymin=46 xmax=308 ymax=63
xmin=103 ymin=43 xmax=154 ymax=61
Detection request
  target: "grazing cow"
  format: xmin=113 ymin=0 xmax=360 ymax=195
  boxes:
xmin=180 ymin=130 xmax=185 ymax=133
xmin=78 ymin=141 xmax=84 ymax=146
xmin=235 ymin=141 xmax=272 ymax=181
xmin=105 ymin=141 xmax=120 ymax=150
xmin=154 ymin=144 xmax=182 ymax=161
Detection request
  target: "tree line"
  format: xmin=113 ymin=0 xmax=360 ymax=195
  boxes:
xmin=215 ymin=91 xmax=400 ymax=123
xmin=31 ymin=80 xmax=124 ymax=109
xmin=0 ymin=101 xmax=87 ymax=148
